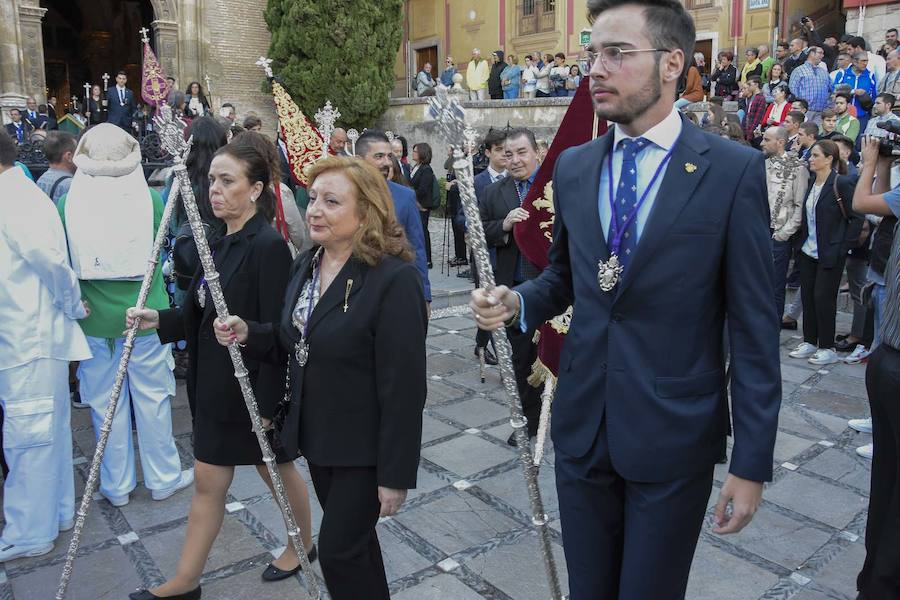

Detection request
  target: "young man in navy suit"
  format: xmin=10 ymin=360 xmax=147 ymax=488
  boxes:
xmin=106 ymin=71 xmax=136 ymax=132
xmin=472 ymin=0 xmax=781 ymax=597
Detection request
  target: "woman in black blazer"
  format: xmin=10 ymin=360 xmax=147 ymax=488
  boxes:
xmin=789 ymin=140 xmax=862 ymax=366
xmin=125 ymin=133 xmax=314 ymax=600
xmin=216 ymin=156 xmax=427 ymax=600
xmin=410 ymin=142 xmax=436 ymax=267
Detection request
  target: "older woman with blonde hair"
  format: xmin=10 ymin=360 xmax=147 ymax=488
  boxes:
xmin=214 ymin=155 xmax=427 ymax=600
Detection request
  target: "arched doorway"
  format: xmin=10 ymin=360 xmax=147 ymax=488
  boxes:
xmin=40 ymin=0 xmax=155 ymax=115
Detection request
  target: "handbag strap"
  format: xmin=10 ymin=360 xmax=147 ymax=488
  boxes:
xmin=832 ymin=175 xmax=850 ymax=222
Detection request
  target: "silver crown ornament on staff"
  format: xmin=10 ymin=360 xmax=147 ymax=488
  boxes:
xmin=54 ymin=111 xmax=190 ymax=600
xmin=427 ymin=86 xmax=564 ymax=600
xmin=314 ymin=100 xmax=340 ymax=160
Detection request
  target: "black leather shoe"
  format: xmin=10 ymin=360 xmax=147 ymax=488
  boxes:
xmin=128 ymin=586 xmax=201 ymax=600
xmin=781 ymin=319 xmax=798 ymax=330
xmin=456 ymin=268 xmax=473 ymax=279
xmin=474 ymin=346 xmax=499 ymax=366
xmin=835 ymin=338 xmax=858 ymax=352
xmin=261 ymin=545 xmax=318 ymax=582
xmin=507 ymin=431 xmax=536 ymax=447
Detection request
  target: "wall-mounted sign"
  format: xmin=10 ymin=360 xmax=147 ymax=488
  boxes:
xmin=748 ymin=0 xmax=769 ymax=10
xmin=580 ymin=29 xmax=591 ymax=46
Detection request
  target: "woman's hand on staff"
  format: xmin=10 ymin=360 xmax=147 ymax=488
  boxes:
xmin=378 ymin=487 xmax=408 ymax=517
xmin=213 ymin=316 xmax=248 ymax=346
xmin=124 ymin=307 xmax=159 ymax=332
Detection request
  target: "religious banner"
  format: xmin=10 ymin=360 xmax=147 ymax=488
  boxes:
xmin=513 ymin=76 xmax=607 ymax=383
xmin=140 ymin=28 xmax=169 ymax=110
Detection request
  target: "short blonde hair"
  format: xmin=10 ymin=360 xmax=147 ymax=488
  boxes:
xmin=307 ymin=156 xmax=414 ymax=265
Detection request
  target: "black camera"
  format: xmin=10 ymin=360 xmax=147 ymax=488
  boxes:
xmin=800 ymin=16 xmax=811 ymax=25
xmin=876 ymin=119 xmax=900 ymax=157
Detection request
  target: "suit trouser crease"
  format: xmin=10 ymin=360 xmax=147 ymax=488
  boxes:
xmin=506 ymin=324 xmax=542 ymax=434
xmin=419 ymin=209 xmax=432 ymax=264
xmin=555 ymin=422 xmax=713 ymax=599
xmin=78 ymin=334 xmax=181 ymax=497
xmin=799 ymin=252 xmax=845 ymax=348
xmin=307 ymin=463 xmax=389 ymax=600
xmin=858 ymin=345 xmax=900 ymax=598
xmin=772 ymin=238 xmax=792 ymax=320
xmin=0 ymin=358 xmax=75 ymax=546
xmin=846 ymin=256 xmax=873 ymax=342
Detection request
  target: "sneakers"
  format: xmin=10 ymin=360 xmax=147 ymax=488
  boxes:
xmin=844 ymin=345 xmax=871 ymax=365
xmin=789 ymin=342 xmax=817 ymax=359
xmin=848 ymin=418 xmax=873 ymax=433
xmin=856 ymin=443 xmax=874 ymax=460
xmin=809 ymin=348 xmax=840 ymax=365
xmin=151 ymin=468 xmax=195 ymax=501
xmin=0 ymin=541 xmax=54 ymax=562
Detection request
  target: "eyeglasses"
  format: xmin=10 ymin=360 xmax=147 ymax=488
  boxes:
xmin=585 ymin=46 xmax=670 ymax=72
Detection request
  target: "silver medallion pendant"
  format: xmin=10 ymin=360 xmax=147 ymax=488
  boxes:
xmin=295 ymin=341 xmax=309 ymax=367
xmin=597 ymin=254 xmax=624 ymax=292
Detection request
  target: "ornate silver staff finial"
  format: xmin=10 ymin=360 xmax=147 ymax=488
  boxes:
xmin=347 ymin=128 xmax=359 ymax=155
xmin=385 ymin=130 xmax=396 ymax=143
xmin=203 ymin=74 xmax=212 ymax=93
xmin=83 ymin=82 xmax=91 ymax=101
xmin=314 ymin=100 xmax=340 ymax=159
xmin=139 ymin=26 xmax=150 ymax=44
xmin=463 ymin=126 xmax=479 ymax=156
xmin=426 ymin=85 xmax=564 ymax=600
xmin=102 ymin=72 xmax=110 ymax=91
xmin=255 ymin=56 xmax=274 ymax=79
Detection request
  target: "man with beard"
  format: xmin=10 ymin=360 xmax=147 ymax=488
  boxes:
xmin=470 ymin=0 xmax=781 ymax=597
xmin=356 ymin=130 xmax=431 ymax=311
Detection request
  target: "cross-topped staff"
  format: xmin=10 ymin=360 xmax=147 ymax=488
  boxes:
xmin=256 ymin=56 xmax=274 ymax=78
xmin=203 ymin=73 xmax=212 ymax=94
xmin=427 ymin=86 xmax=563 ymax=600
xmin=139 ymin=26 xmax=150 ymax=44
xmin=314 ymin=100 xmax=340 ymax=159
xmin=385 ymin=130 xmax=395 ymax=143
xmin=346 ymin=128 xmax=359 ymax=155
xmin=102 ymin=72 xmax=110 ymax=91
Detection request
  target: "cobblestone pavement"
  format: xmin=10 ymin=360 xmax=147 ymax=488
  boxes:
xmin=0 ymin=300 xmax=874 ymax=600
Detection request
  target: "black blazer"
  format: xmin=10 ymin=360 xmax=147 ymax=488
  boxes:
xmin=243 ymin=250 xmax=427 ymax=489
xmin=106 ymin=87 xmax=135 ymax=130
xmin=798 ymin=172 xmax=862 ymax=268
xmin=158 ymin=213 xmax=291 ymax=422
xmin=480 ymin=176 xmax=536 ymax=287
xmin=409 ymin=164 xmax=435 ymax=210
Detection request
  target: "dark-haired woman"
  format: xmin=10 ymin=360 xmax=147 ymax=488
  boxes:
xmin=184 ymin=81 xmax=211 ymax=119
xmin=125 ymin=133 xmax=314 ymax=600
xmin=410 ymin=142 xmax=436 ymax=268
xmin=789 ymin=140 xmax=862 ymax=366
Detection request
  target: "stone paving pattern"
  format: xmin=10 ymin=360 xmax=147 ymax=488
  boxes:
xmin=0 ymin=299 xmax=875 ymax=600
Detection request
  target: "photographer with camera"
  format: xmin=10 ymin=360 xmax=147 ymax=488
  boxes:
xmin=800 ymin=17 xmax=838 ymax=72
xmin=864 ymin=93 xmax=900 ymax=138
xmin=852 ymin=134 xmax=900 ymax=600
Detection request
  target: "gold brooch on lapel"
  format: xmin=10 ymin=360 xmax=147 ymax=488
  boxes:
xmin=684 ymin=163 xmax=697 ymax=173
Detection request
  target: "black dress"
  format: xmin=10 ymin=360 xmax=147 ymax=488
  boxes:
xmin=157 ymin=213 xmax=292 ymax=465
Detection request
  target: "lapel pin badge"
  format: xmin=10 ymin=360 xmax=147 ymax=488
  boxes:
xmin=685 ymin=163 xmax=697 ymax=173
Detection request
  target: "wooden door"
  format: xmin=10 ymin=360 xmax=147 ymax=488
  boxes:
xmin=416 ymin=46 xmax=438 ymax=74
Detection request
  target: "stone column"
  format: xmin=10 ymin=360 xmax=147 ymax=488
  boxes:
xmin=177 ymin=0 xmax=201 ymax=83
xmin=152 ymin=20 xmax=181 ymax=83
xmin=0 ymin=0 xmax=26 ymax=124
xmin=17 ymin=3 xmax=48 ymax=103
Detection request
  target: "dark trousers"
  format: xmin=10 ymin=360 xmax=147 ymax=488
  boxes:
xmin=555 ymin=421 xmax=713 ymax=599
xmin=799 ymin=252 xmax=845 ymax=348
xmin=772 ymin=238 xmax=792 ymax=320
xmin=307 ymin=463 xmax=389 ymax=600
xmin=419 ymin=209 xmax=432 ymax=264
xmin=858 ymin=345 xmax=900 ymax=599
xmin=507 ymin=324 xmax=542 ymax=435
xmin=451 ymin=219 xmax=467 ymax=260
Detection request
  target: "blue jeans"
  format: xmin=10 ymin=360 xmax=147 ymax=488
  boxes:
xmin=772 ymin=238 xmax=792 ymax=320
xmin=873 ymin=283 xmax=887 ymax=349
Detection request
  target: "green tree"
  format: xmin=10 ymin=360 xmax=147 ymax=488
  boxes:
xmin=264 ymin=0 xmax=403 ymax=129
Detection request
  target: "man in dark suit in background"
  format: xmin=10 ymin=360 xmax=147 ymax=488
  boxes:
xmin=4 ymin=109 xmax=31 ymax=145
xmin=23 ymin=97 xmax=48 ymax=131
xmin=106 ymin=71 xmax=136 ymax=132
xmin=479 ymin=127 xmax=543 ymax=447
xmin=472 ymin=0 xmax=781 ymax=598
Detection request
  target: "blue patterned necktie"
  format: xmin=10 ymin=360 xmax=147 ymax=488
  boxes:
xmin=608 ymin=137 xmax=649 ymax=269
xmin=514 ymin=178 xmax=532 ymax=282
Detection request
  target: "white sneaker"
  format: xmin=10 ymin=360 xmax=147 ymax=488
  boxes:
xmin=844 ymin=345 xmax=871 ymax=365
xmin=151 ymin=468 xmax=195 ymax=501
xmin=789 ymin=342 xmax=817 ymax=359
xmin=809 ymin=348 xmax=840 ymax=365
xmin=856 ymin=443 xmax=874 ymax=459
xmin=848 ymin=418 xmax=873 ymax=433
xmin=0 ymin=541 xmax=54 ymax=562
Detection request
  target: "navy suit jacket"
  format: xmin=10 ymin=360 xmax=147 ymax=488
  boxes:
xmin=516 ymin=119 xmax=781 ymax=483
xmin=5 ymin=122 xmax=30 ymax=143
xmin=23 ymin=112 xmax=48 ymax=131
xmin=388 ymin=180 xmax=432 ymax=301
xmin=107 ymin=87 xmax=135 ymax=130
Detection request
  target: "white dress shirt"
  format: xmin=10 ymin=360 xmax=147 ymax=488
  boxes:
xmin=598 ymin=107 xmax=684 ymax=242
xmin=0 ymin=167 xmax=90 ymax=370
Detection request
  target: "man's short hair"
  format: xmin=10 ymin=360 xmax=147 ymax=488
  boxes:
xmin=821 ymin=108 xmax=837 ymax=119
xmin=768 ymin=126 xmax=789 ymax=145
xmin=786 ymin=110 xmax=806 ymax=125
xmin=792 ymin=98 xmax=809 ymax=111
xmin=0 ymin=132 xmax=17 ymax=166
xmin=554 ymin=52 xmax=566 ymax=60
xmin=838 ymin=52 xmax=851 ymax=61
xmin=848 ymin=36 xmax=866 ymax=50
xmin=482 ymin=128 xmax=507 ymax=151
xmin=853 ymin=51 xmax=868 ymax=62
xmin=888 ymin=28 xmax=898 ymax=35
xmin=505 ymin=127 xmax=538 ymax=151
xmin=831 ymin=135 xmax=854 ymax=151
xmin=877 ymin=93 xmax=897 ymax=106
xmin=117 ymin=70 xmax=127 ymax=77
xmin=38 ymin=104 xmax=48 ymax=114
xmin=746 ymin=47 xmax=759 ymax=58
xmin=799 ymin=122 xmax=819 ymax=137
xmin=242 ymin=115 xmax=262 ymax=130
xmin=834 ymin=92 xmax=852 ymax=104
xmin=42 ymin=131 xmax=77 ymax=163
xmin=356 ymin=130 xmax=391 ymax=157
xmin=9 ymin=108 xmax=20 ymax=116
xmin=221 ymin=102 xmax=235 ymax=110
xmin=777 ymin=41 xmax=789 ymax=51
xmin=587 ymin=0 xmax=696 ymax=76
xmin=746 ymin=75 xmax=762 ymax=88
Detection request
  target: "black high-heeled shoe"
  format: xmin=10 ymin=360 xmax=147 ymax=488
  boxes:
xmin=261 ymin=545 xmax=318 ymax=582
xmin=128 ymin=586 xmax=201 ymax=600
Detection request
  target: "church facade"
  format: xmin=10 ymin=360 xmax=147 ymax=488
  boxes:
xmin=0 ymin=0 xmax=277 ymax=130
